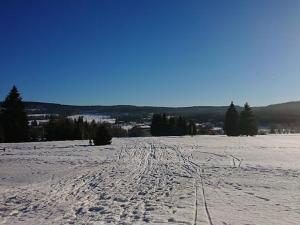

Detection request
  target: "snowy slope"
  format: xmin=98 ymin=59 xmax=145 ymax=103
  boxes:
xmin=0 ymin=135 xmax=300 ymax=224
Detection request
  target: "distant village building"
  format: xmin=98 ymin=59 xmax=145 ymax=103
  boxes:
xmin=196 ymin=122 xmax=224 ymax=135
xmin=209 ymin=127 xmax=224 ymax=135
xmin=258 ymin=126 xmax=271 ymax=135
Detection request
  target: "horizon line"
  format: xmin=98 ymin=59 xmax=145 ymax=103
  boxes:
xmin=19 ymin=100 xmax=300 ymax=109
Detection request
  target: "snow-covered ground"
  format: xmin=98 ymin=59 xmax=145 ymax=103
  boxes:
xmin=0 ymin=135 xmax=300 ymax=225
xmin=68 ymin=114 xmax=116 ymax=124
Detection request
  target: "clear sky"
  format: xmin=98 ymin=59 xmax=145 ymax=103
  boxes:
xmin=1 ymin=0 xmax=300 ymax=106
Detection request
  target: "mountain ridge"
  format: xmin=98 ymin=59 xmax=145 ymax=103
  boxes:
xmin=18 ymin=101 xmax=300 ymax=126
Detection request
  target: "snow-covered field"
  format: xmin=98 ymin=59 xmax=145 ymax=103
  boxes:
xmin=68 ymin=114 xmax=116 ymax=124
xmin=0 ymin=135 xmax=300 ymax=225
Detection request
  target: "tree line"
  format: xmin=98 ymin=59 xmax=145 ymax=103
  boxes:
xmin=224 ymin=102 xmax=258 ymax=136
xmin=151 ymin=114 xmax=196 ymax=136
xmin=0 ymin=86 xmax=112 ymax=145
xmin=150 ymin=102 xmax=258 ymax=137
xmin=0 ymin=86 xmax=259 ymax=142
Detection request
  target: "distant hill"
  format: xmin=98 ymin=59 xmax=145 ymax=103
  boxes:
xmin=254 ymin=101 xmax=300 ymax=125
xmin=20 ymin=101 xmax=300 ymax=126
xmin=23 ymin=101 xmax=232 ymax=117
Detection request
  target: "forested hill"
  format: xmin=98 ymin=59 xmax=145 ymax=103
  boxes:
xmin=23 ymin=101 xmax=229 ymax=115
xmin=21 ymin=101 xmax=300 ymax=125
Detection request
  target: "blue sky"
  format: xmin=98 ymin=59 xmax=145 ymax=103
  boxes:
xmin=1 ymin=0 xmax=300 ymax=106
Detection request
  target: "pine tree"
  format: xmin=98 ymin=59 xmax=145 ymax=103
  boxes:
xmin=44 ymin=117 xmax=55 ymax=141
xmin=128 ymin=126 xmax=147 ymax=137
xmin=161 ymin=114 xmax=168 ymax=136
xmin=88 ymin=120 xmax=97 ymax=141
xmin=188 ymin=120 xmax=197 ymax=136
xmin=0 ymin=117 xmax=4 ymax=143
xmin=168 ymin=117 xmax=177 ymax=136
xmin=224 ymin=101 xmax=240 ymax=136
xmin=1 ymin=86 xmax=29 ymax=142
xmin=73 ymin=117 xmax=84 ymax=140
xmin=93 ymin=125 xmax=112 ymax=145
xmin=150 ymin=114 xmax=161 ymax=136
xmin=151 ymin=114 xmax=189 ymax=136
xmin=239 ymin=103 xmax=258 ymax=136
xmin=177 ymin=116 xmax=187 ymax=136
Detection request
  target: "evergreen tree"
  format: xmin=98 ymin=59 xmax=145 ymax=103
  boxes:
xmin=168 ymin=117 xmax=177 ymax=136
xmin=161 ymin=114 xmax=168 ymax=136
xmin=224 ymin=101 xmax=240 ymax=136
xmin=151 ymin=114 xmax=161 ymax=136
xmin=0 ymin=116 xmax=4 ymax=143
xmin=1 ymin=86 xmax=29 ymax=142
xmin=88 ymin=120 xmax=97 ymax=140
xmin=239 ymin=103 xmax=258 ymax=136
xmin=151 ymin=114 xmax=190 ymax=136
xmin=0 ymin=127 xmax=4 ymax=143
xmin=29 ymin=126 xmax=43 ymax=142
xmin=93 ymin=125 xmax=112 ymax=145
xmin=177 ymin=116 xmax=187 ymax=136
xmin=108 ymin=125 xmax=128 ymax=137
xmin=73 ymin=117 xmax=84 ymax=140
xmin=128 ymin=126 xmax=147 ymax=137
xmin=188 ymin=120 xmax=197 ymax=136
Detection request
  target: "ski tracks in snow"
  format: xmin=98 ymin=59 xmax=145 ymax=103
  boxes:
xmin=2 ymin=136 xmax=300 ymax=224
xmin=0 ymin=139 xmax=226 ymax=224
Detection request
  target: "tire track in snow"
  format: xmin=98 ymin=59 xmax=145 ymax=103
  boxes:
xmin=193 ymin=179 xmax=198 ymax=225
xmin=199 ymin=170 xmax=213 ymax=225
xmin=1 ymin=138 xmax=234 ymax=224
xmin=163 ymin=142 xmax=216 ymax=225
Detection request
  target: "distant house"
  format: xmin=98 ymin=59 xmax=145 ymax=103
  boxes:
xmin=196 ymin=122 xmax=224 ymax=135
xmin=209 ymin=127 xmax=224 ymax=135
xmin=117 ymin=122 xmax=151 ymax=137
xmin=258 ymin=126 xmax=271 ymax=135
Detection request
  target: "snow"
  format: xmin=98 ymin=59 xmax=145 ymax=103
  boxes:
xmin=29 ymin=120 xmax=49 ymax=125
xmin=28 ymin=114 xmax=58 ymax=117
xmin=68 ymin=114 xmax=116 ymax=124
xmin=120 ymin=124 xmax=151 ymax=131
xmin=121 ymin=124 xmax=134 ymax=130
xmin=0 ymin=135 xmax=300 ymax=224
